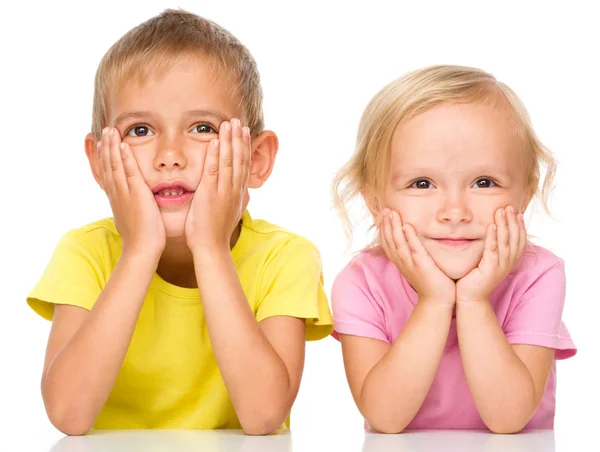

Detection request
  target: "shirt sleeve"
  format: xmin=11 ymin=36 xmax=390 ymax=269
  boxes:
xmin=27 ymin=228 xmax=106 ymax=320
xmin=255 ymin=237 xmax=333 ymax=341
xmin=331 ymin=261 xmax=389 ymax=344
xmin=504 ymin=260 xmax=576 ymax=359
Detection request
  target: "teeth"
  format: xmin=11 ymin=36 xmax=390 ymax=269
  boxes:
xmin=158 ymin=189 xmax=185 ymax=196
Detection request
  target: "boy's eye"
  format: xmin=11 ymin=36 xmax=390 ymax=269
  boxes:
xmin=472 ymin=178 xmax=496 ymax=188
xmin=192 ymin=124 xmax=217 ymax=134
xmin=411 ymin=179 xmax=434 ymax=189
xmin=127 ymin=126 xmax=154 ymax=137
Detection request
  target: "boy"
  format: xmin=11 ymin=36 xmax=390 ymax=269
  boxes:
xmin=27 ymin=9 xmax=332 ymax=435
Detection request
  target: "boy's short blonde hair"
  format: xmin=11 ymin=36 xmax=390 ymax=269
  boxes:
xmin=333 ymin=65 xmax=557 ymax=239
xmin=91 ymin=9 xmax=263 ymax=140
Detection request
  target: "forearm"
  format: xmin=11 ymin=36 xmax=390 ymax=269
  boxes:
xmin=456 ymin=301 xmax=536 ymax=433
xmin=361 ymin=301 xmax=453 ymax=433
xmin=43 ymin=252 xmax=158 ymax=434
xmin=194 ymin=249 xmax=293 ymax=434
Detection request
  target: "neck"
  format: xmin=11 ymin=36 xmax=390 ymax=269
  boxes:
xmin=156 ymin=223 xmax=243 ymax=289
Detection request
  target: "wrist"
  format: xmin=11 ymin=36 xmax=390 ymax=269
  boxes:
xmin=192 ymin=245 xmax=231 ymax=264
xmin=418 ymin=296 xmax=456 ymax=312
xmin=119 ymin=249 xmax=161 ymax=271
xmin=456 ymin=297 xmax=491 ymax=306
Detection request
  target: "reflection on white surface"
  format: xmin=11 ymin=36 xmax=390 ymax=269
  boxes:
xmin=51 ymin=430 xmax=293 ymax=452
xmin=362 ymin=429 xmax=556 ymax=452
xmin=48 ymin=429 xmax=557 ymax=452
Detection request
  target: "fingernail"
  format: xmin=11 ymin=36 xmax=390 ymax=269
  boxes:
xmin=107 ymin=128 xmax=114 ymax=136
xmin=120 ymin=142 xmax=125 ymax=150
xmin=96 ymin=141 xmax=101 ymax=149
xmin=500 ymin=209 xmax=505 ymax=216
xmin=102 ymin=127 xmax=109 ymax=136
xmin=243 ymin=127 xmax=250 ymax=137
xmin=224 ymin=122 xmax=231 ymax=132
xmin=232 ymin=118 xmax=241 ymax=128
xmin=212 ymin=139 xmax=219 ymax=147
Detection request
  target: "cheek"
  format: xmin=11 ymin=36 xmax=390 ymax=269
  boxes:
xmin=471 ymin=194 xmax=516 ymax=224
xmin=384 ymin=194 xmax=433 ymax=230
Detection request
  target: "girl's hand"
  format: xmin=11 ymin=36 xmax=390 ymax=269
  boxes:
xmin=185 ymin=118 xmax=251 ymax=253
xmin=98 ymin=127 xmax=166 ymax=258
xmin=456 ymin=206 xmax=527 ymax=304
xmin=380 ymin=209 xmax=456 ymax=306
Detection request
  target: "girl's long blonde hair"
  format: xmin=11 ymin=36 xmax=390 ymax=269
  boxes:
xmin=332 ymin=65 xmax=557 ymax=246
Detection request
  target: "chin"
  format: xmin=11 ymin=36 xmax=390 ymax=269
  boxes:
xmin=428 ymin=251 xmax=482 ymax=281
xmin=437 ymin=262 xmax=475 ymax=280
xmin=160 ymin=210 xmax=187 ymax=238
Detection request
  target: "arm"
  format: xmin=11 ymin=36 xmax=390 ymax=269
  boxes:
xmin=456 ymin=301 xmax=554 ymax=433
xmin=194 ymin=250 xmax=305 ymax=435
xmin=42 ymin=251 xmax=159 ymax=435
xmin=456 ymin=206 xmax=554 ymax=433
xmin=43 ymin=128 xmax=166 ymax=435
xmin=340 ymin=301 xmax=454 ymax=433
xmin=336 ymin=209 xmax=457 ymax=433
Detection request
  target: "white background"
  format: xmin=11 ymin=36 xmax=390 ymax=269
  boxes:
xmin=1 ymin=0 xmax=598 ymax=449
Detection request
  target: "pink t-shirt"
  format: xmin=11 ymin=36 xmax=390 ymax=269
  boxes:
xmin=331 ymin=244 xmax=576 ymax=430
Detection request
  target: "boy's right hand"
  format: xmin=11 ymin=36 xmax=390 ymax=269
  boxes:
xmin=98 ymin=128 xmax=166 ymax=259
xmin=379 ymin=208 xmax=455 ymax=306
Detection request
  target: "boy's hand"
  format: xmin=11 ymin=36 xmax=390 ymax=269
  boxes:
xmin=98 ymin=127 xmax=166 ymax=258
xmin=185 ymin=118 xmax=251 ymax=253
xmin=380 ymin=209 xmax=456 ymax=306
xmin=456 ymin=206 xmax=527 ymax=304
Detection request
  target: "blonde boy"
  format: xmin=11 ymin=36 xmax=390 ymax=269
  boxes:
xmin=27 ymin=9 xmax=332 ymax=435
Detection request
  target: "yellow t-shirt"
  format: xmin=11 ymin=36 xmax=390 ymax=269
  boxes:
xmin=27 ymin=210 xmax=333 ymax=430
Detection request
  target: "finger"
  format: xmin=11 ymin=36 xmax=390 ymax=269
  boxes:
xmin=109 ymin=129 xmax=128 ymax=193
xmin=101 ymin=128 xmax=114 ymax=194
xmin=237 ymin=126 xmax=251 ymax=190
xmin=482 ymin=223 xmax=498 ymax=264
xmin=96 ymin=139 xmax=104 ymax=190
xmin=203 ymin=138 xmax=220 ymax=189
xmin=402 ymin=223 xmax=432 ymax=269
xmin=218 ymin=121 xmax=233 ymax=193
xmin=496 ymin=207 xmax=510 ymax=265
xmin=506 ymin=206 xmax=520 ymax=262
xmin=517 ymin=213 xmax=527 ymax=255
xmin=390 ymin=211 xmax=414 ymax=267
xmin=120 ymin=141 xmax=142 ymax=185
xmin=381 ymin=209 xmax=399 ymax=263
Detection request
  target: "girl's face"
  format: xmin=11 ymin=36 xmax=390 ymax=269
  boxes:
xmin=381 ymin=101 xmax=531 ymax=280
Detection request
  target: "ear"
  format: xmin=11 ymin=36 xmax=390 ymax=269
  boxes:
xmin=248 ymin=130 xmax=278 ymax=189
xmin=84 ymin=132 xmax=103 ymax=190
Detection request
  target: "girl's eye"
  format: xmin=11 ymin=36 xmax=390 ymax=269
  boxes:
xmin=127 ymin=126 xmax=154 ymax=137
xmin=192 ymin=124 xmax=217 ymax=134
xmin=411 ymin=179 xmax=434 ymax=189
xmin=473 ymin=178 xmax=496 ymax=188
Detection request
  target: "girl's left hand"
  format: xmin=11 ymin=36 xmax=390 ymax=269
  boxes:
xmin=456 ymin=206 xmax=527 ymax=304
xmin=185 ymin=118 xmax=251 ymax=253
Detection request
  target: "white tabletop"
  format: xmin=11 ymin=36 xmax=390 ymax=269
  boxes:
xmin=19 ymin=429 xmax=568 ymax=452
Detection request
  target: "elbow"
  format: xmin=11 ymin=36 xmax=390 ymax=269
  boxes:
xmin=240 ymin=406 xmax=289 ymax=436
xmin=486 ymin=422 xmax=525 ymax=435
xmin=45 ymin=398 xmax=94 ymax=436
xmin=365 ymin=415 xmax=408 ymax=434
xmin=483 ymin=412 xmax=531 ymax=434
xmin=48 ymin=411 xmax=93 ymax=436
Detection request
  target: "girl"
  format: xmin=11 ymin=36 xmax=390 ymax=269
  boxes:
xmin=331 ymin=65 xmax=576 ymax=434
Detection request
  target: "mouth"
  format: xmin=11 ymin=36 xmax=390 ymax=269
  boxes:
xmin=151 ymin=181 xmax=195 ymax=208
xmin=432 ymin=238 xmax=478 ymax=248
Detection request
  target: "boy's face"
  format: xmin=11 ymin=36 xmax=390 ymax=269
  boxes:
xmin=381 ymin=101 xmax=531 ymax=280
xmin=101 ymin=56 xmax=245 ymax=238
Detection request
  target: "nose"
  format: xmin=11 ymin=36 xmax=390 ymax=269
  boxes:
xmin=153 ymin=136 xmax=187 ymax=170
xmin=437 ymin=191 xmax=472 ymax=224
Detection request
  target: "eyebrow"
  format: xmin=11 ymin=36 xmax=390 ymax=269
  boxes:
xmin=113 ymin=109 xmax=230 ymax=127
